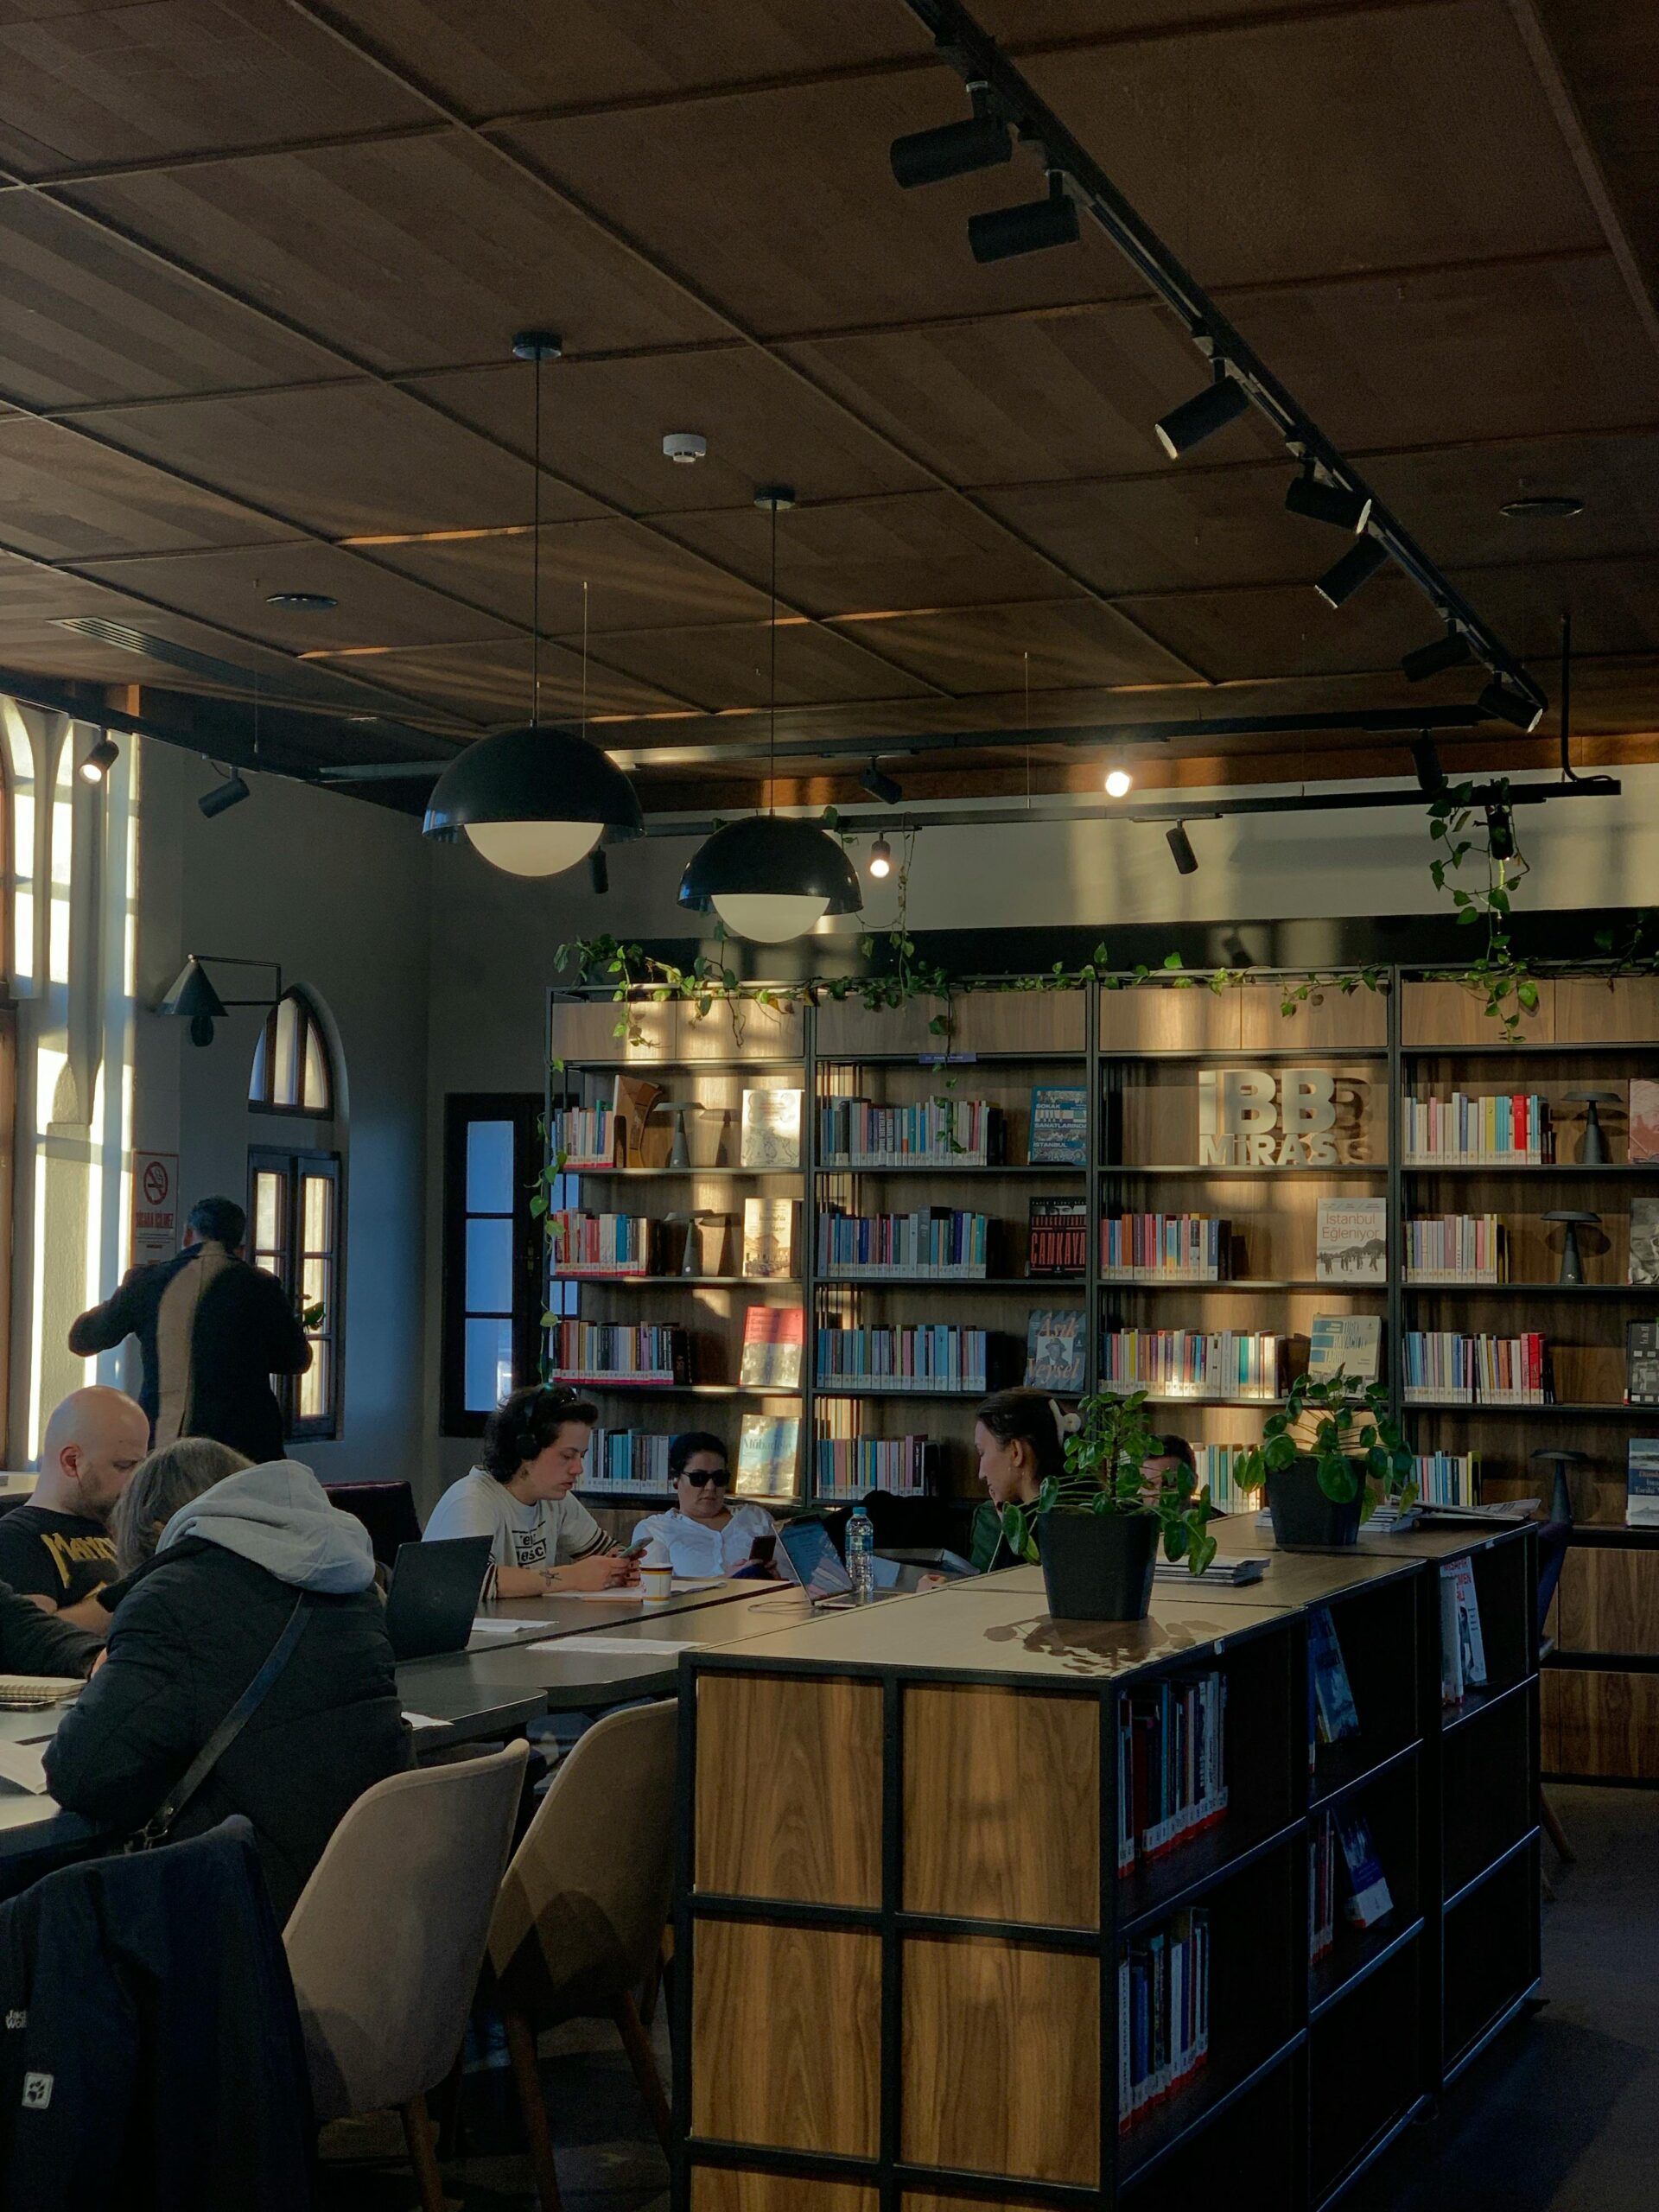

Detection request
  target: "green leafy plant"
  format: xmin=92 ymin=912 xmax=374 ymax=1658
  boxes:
xmin=998 ymin=1388 xmax=1217 ymax=1573
xmin=1425 ymin=778 xmax=1536 ymax=1040
xmin=1235 ymin=1368 xmax=1416 ymax=1518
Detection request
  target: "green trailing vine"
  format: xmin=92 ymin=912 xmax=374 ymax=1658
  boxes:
xmin=1425 ymin=778 xmax=1537 ymax=1040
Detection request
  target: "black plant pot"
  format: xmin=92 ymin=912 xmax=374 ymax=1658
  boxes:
xmin=1266 ymin=1456 xmax=1363 ymax=1550
xmin=1039 ymin=1512 xmax=1159 ymax=1622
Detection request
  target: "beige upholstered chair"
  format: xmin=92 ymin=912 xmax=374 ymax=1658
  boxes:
xmin=284 ymin=1741 xmax=529 ymax=2212
xmin=488 ymin=1700 xmax=677 ymax=2209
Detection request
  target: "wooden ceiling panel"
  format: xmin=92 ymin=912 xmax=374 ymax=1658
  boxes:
xmin=832 ymin=595 xmax=1201 ymax=693
xmin=425 ymin=348 xmax=931 ymax=512
xmin=323 ymin=0 xmax=931 ymax=114
xmin=590 ymin=618 xmax=940 ymax=712
xmin=783 ymin=307 xmax=1282 ymax=488
xmin=340 ymin=637 xmax=685 ymax=721
xmin=0 ymin=194 xmax=340 ymax=407
xmin=1018 ymin=1 xmax=1601 ymax=290
xmin=1445 ymin=554 xmax=1659 ymax=660
xmin=1110 ymin=569 xmax=1433 ymax=683
xmin=658 ymin=490 xmax=1096 ymax=613
xmin=0 ymin=1 xmax=429 ymax=175
xmin=0 ymin=416 xmax=293 ymax=558
xmin=68 ymin=133 xmax=728 ymax=371
xmin=1362 ymin=434 xmax=1659 ymax=569
xmin=365 ymin=519 xmax=769 ymax=635
xmin=505 ymin=77 xmax=1142 ymax=336
xmin=0 ymin=552 xmax=148 ymax=626
xmin=1533 ymin=0 xmax=1659 ymax=298
xmin=72 ymin=540 xmax=519 ymax=653
xmin=84 ymin=385 xmax=603 ymax=537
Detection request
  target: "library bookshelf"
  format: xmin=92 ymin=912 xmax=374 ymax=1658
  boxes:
xmin=548 ymin=972 xmax=1653 ymax=1771
xmin=674 ymin=1521 xmax=1538 ymax=2211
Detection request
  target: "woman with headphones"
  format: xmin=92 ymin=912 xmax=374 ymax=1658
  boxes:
xmin=423 ymin=1383 xmax=637 ymax=1596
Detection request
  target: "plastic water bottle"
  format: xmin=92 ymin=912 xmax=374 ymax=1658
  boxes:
xmin=846 ymin=1506 xmax=874 ymax=1604
xmin=639 ymin=1535 xmax=673 ymax=1605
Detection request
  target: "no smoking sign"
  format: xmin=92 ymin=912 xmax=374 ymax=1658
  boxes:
xmin=131 ymin=1151 xmax=179 ymax=1267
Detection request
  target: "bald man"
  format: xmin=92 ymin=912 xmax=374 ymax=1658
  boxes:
xmin=0 ymin=1387 xmax=149 ymax=1634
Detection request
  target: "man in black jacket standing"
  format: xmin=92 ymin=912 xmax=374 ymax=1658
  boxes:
xmin=67 ymin=1196 xmax=311 ymax=1465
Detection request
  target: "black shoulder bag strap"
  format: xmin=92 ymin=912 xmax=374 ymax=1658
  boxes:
xmin=127 ymin=1591 xmax=315 ymax=1853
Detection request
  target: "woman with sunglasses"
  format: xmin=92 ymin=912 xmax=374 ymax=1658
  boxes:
xmin=630 ymin=1431 xmax=775 ymax=1579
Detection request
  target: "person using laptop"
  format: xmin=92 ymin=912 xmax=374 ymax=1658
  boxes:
xmin=629 ymin=1431 xmax=776 ymax=1579
xmin=423 ymin=1384 xmax=636 ymax=1598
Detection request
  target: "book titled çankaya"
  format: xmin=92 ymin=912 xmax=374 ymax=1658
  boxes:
xmin=1026 ymin=1308 xmax=1085 ymax=1392
xmin=1628 ymin=1438 xmax=1659 ymax=1529
xmin=1316 ymin=1197 xmax=1387 ymax=1284
xmin=734 ymin=1413 xmax=799 ymax=1500
xmin=1029 ymin=1197 xmax=1088 ymax=1276
xmin=741 ymin=1198 xmax=798 ymax=1280
xmin=738 ymin=1305 xmax=804 ymax=1389
xmin=740 ymin=1087 xmax=803 ymax=1168
xmin=1029 ymin=1085 xmax=1088 ymax=1166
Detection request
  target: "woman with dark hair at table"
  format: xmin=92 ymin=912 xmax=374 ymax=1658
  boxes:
xmin=968 ymin=1387 xmax=1095 ymax=1572
xmin=630 ymin=1432 xmax=775 ymax=1578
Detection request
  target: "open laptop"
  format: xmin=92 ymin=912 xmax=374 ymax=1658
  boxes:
xmin=384 ymin=1535 xmax=495 ymax=1662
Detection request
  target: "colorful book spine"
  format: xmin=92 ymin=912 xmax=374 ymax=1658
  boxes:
xmin=583 ymin=1429 xmax=673 ymax=1492
xmin=543 ymin=1319 xmax=691 ymax=1384
xmin=1403 ymin=1093 xmax=1553 ymax=1165
xmin=815 ymin=1325 xmax=988 ymax=1395
xmin=1118 ymin=1910 xmax=1210 ymax=2129
xmin=1116 ymin=1674 xmax=1229 ymax=1874
xmin=1402 ymin=1332 xmax=1549 ymax=1404
xmin=817 ymin=1096 xmax=997 ymax=1166
xmin=548 ymin=1104 xmax=613 ymax=1166
xmin=811 ymin=1434 xmax=934 ymax=1498
xmin=1100 ymin=1214 xmax=1227 ymax=1281
xmin=1403 ymin=1214 xmax=1506 ymax=1282
xmin=817 ymin=1208 xmax=990 ymax=1279
xmin=546 ymin=1210 xmax=651 ymax=1275
xmin=1411 ymin=1451 xmax=1480 ymax=1506
xmin=1191 ymin=1444 xmax=1254 ymax=1513
xmin=1099 ymin=1331 xmax=1287 ymax=1399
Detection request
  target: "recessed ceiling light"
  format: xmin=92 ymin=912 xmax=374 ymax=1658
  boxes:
xmin=266 ymin=591 xmax=338 ymax=611
xmin=1500 ymin=495 xmax=1584 ymax=519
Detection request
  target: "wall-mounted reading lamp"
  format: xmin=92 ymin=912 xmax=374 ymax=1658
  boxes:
xmin=156 ymin=955 xmax=283 ymax=1048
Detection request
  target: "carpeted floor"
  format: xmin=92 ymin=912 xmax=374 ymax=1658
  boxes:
xmin=318 ymin=1783 xmax=1656 ymax=2210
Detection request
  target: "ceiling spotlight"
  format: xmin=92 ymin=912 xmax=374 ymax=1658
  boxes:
xmin=1402 ymin=628 xmax=1473 ymax=683
xmin=860 ymin=760 xmax=901 ymax=806
xmin=1154 ymin=368 xmax=1249 ymax=460
xmin=1284 ymin=467 xmax=1372 ymax=535
xmin=1501 ymin=494 xmax=1584 ymax=520
xmin=968 ymin=171 xmax=1079 ymax=264
xmin=265 ymin=591 xmax=338 ymax=612
xmin=1478 ymin=679 xmax=1545 ymax=734
xmin=891 ymin=86 xmax=1012 ymax=188
xmin=1314 ymin=534 xmax=1389 ymax=609
xmin=1166 ymin=822 xmax=1198 ymax=875
xmin=1104 ymin=766 xmax=1133 ymax=798
xmin=199 ymin=770 xmax=251 ymax=818
xmin=663 ymin=432 xmax=707 ymax=465
xmin=868 ymin=834 xmax=893 ymax=880
xmin=1410 ymin=737 xmax=1446 ymax=796
xmin=588 ymin=846 xmax=609 ymax=894
xmin=1485 ymin=802 xmax=1516 ymax=862
xmin=78 ymin=734 xmax=119 ymax=784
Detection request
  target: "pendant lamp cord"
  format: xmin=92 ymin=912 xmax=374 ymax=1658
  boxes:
xmin=582 ymin=578 xmax=589 ymax=742
xmin=766 ymin=494 xmax=778 ymax=815
xmin=531 ymin=349 xmax=543 ymax=730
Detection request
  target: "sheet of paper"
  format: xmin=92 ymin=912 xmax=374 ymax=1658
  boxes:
xmin=467 ymin=1618 xmax=526 ymax=1640
xmin=527 ymin=1635 xmax=704 ymax=1657
xmin=561 ymin=1586 xmax=646 ymax=1602
xmin=0 ymin=1740 xmax=52 ymax=1794
xmin=400 ymin=1711 xmax=453 ymax=1731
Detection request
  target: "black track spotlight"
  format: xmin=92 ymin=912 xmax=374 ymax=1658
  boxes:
xmin=1314 ymin=534 xmax=1389 ymax=609
xmin=1410 ymin=736 xmax=1446 ymax=796
xmin=1478 ymin=678 xmax=1545 ymax=734
xmin=78 ymin=734 xmax=119 ymax=784
xmin=860 ymin=760 xmax=901 ymax=806
xmin=1485 ymin=802 xmax=1516 ymax=863
xmin=968 ymin=171 xmax=1079 ymax=264
xmin=1284 ymin=467 xmax=1372 ymax=535
xmin=199 ymin=770 xmax=251 ymax=819
xmin=868 ymin=834 xmax=893 ymax=880
xmin=588 ymin=845 xmax=609 ymax=894
xmin=1154 ymin=368 xmax=1249 ymax=460
xmin=1166 ymin=822 xmax=1198 ymax=876
xmin=891 ymin=87 xmax=1012 ymax=188
xmin=1402 ymin=627 xmax=1474 ymax=683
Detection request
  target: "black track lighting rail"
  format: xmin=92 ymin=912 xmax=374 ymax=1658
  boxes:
xmin=898 ymin=0 xmax=1548 ymax=726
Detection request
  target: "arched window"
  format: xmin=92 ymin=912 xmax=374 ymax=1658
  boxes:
xmin=250 ymin=988 xmax=333 ymax=1114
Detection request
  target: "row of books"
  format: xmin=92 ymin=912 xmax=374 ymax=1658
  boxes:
xmin=1402 ymin=1092 xmax=1554 ymax=1164
xmin=1099 ymin=1330 xmax=1291 ymax=1400
xmin=547 ymin=1103 xmax=615 ymax=1167
xmin=1400 ymin=1332 xmax=1551 ymax=1404
xmin=813 ymin=1434 xmax=935 ymax=1497
xmin=1309 ymin=1807 xmax=1394 ymax=1961
xmin=546 ymin=1210 xmax=652 ymax=1276
xmin=817 ymin=1208 xmax=990 ymax=1279
xmin=817 ymin=1096 xmax=1000 ymax=1166
xmin=1102 ymin=1213 xmax=1229 ymax=1281
xmin=1414 ymin=1452 xmax=1480 ymax=1507
xmin=1403 ymin=1214 xmax=1507 ymax=1283
xmin=584 ymin=1428 xmax=675 ymax=1493
xmin=1116 ymin=1675 xmax=1229 ymax=1872
xmin=544 ymin=1321 xmax=693 ymax=1385
xmin=816 ymin=1324 xmax=989 ymax=1394
xmin=1118 ymin=1912 xmax=1210 ymax=2130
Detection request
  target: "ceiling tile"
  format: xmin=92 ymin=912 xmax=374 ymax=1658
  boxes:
xmin=1363 ymin=435 xmax=1659 ymax=569
xmin=593 ymin=617 xmax=939 ymax=712
xmin=68 ymin=132 xmax=729 ymax=371
xmin=1112 ymin=570 xmax=1431 ymax=683
xmin=0 ymin=414 xmax=293 ymax=557
xmin=81 ymin=384 xmax=601 ymax=537
xmin=1446 ymin=554 xmax=1659 ymax=661
xmin=842 ymin=594 xmax=1201 ymax=692
xmin=338 ymin=636 xmax=687 ymax=722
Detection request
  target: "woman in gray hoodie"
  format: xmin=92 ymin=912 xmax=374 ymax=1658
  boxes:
xmin=47 ymin=1452 xmax=412 ymax=1923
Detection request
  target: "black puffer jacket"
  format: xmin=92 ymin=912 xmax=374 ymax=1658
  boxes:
xmin=45 ymin=1535 xmax=412 ymax=1923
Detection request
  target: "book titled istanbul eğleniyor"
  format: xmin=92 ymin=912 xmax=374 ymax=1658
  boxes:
xmin=1316 ymin=1198 xmax=1387 ymax=1283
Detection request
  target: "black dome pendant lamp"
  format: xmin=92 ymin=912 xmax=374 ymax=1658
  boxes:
xmin=423 ymin=330 xmax=643 ymax=876
xmin=678 ymin=485 xmax=861 ymax=942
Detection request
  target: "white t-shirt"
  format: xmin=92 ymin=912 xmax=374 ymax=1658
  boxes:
xmin=424 ymin=1468 xmax=612 ymax=1574
xmin=629 ymin=1502 xmax=774 ymax=1580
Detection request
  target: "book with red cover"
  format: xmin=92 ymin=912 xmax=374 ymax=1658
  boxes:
xmin=739 ymin=1306 xmax=804 ymax=1389
xmin=1028 ymin=1197 xmax=1087 ymax=1277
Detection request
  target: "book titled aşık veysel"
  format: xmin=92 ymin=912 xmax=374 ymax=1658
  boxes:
xmin=740 ymin=1086 xmax=803 ymax=1168
xmin=1308 ymin=1313 xmax=1382 ymax=1387
xmin=741 ymin=1198 xmax=798 ymax=1280
xmin=1315 ymin=1198 xmax=1387 ymax=1284
xmin=1029 ymin=1085 xmax=1087 ymax=1166
xmin=1628 ymin=1438 xmax=1659 ymax=1529
xmin=734 ymin=1412 xmax=799 ymax=1500
xmin=1630 ymin=1198 xmax=1659 ymax=1287
xmin=1025 ymin=1309 xmax=1085 ymax=1393
xmin=738 ymin=1305 xmax=804 ymax=1389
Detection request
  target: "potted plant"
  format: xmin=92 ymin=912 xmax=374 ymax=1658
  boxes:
xmin=1236 ymin=1368 xmax=1416 ymax=1549
xmin=997 ymin=1389 xmax=1218 ymax=1622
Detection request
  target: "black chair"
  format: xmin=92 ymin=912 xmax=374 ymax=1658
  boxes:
xmin=324 ymin=1480 xmax=423 ymax=1572
xmin=1535 ymin=1521 xmax=1577 ymax=1878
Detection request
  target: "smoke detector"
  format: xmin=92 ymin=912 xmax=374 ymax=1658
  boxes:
xmin=663 ymin=432 xmax=708 ymax=465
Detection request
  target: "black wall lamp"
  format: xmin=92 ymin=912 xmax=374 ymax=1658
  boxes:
xmin=157 ymin=955 xmax=282 ymax=1048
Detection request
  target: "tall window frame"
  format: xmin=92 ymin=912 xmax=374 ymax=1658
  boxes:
xmin=248 ymin=1147 xmax=344 ymax=1441
xmin=250 ymin=988 xmax=333 ymax=1116
xmin=441 ymin=1094 xmax=543 ymax=1436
